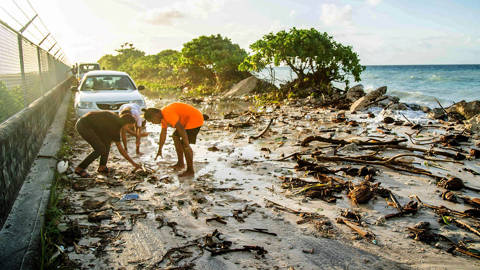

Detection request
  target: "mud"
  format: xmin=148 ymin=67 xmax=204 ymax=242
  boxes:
xmin=57 ymin=97 xmax=480 ymax=269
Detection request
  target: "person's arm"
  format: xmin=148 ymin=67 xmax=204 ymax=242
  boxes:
xmin=115 ymin=141 xmax=141 ymax=170
xmin=156 ymin=127 xmax=167 ymax=160
xmin=124 ymin=126 xmax=136 ymax=136
xmin=121 ymin=127 xmax=128 ymax=151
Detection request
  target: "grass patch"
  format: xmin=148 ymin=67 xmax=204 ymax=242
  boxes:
xmin=40 ymin=94 xmax=77 ymax=269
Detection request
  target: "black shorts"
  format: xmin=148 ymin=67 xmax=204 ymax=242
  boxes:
xmin=172 ymin=127 xmax=201 ymax=144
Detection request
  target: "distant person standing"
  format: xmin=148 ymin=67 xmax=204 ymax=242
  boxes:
xmin=74 ymin=111 xmax=142 ymax=177
xmin=143 ymin=103 xmax=204 ymax=177
xmin=118 ymin=103 xmax=148 ymax=155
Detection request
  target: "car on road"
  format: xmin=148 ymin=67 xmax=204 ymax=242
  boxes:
xmin=73 ymin=62 xmax=101 ymax=82
xmin=73 ymin=70 xmax=146 ymax=117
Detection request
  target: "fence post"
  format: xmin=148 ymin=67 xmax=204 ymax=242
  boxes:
xmin=37 ymin=46 xmax=44 ymax=95
xmin=17 ymin=34 xmax=27 ymax=108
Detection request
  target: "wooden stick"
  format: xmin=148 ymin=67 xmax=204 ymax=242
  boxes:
xmin=434 ymin=97 xmax=449 ymax=120
xmin=359 ymin=144 xmax=462 ymax=160
xmin=337 ymin=218 xmax=372 ymax=239
xmin=301 ymin=135 xmax=407 ymax=147
xmin=389 ymin=191 xmax=403 ymax=213
xmin=250 ymin=118 xmax=275 ymax=140
xmin=453 ymin=218 xmax=480 ymax=238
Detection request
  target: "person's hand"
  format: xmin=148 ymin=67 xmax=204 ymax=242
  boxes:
xmin=155 ymin=147 xmax=163 ymax=160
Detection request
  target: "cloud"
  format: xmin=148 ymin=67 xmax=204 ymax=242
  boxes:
xmin=320 ymin=4 xmax=352 ymax=26
xmin=366 ymin=0 xmax=382 ymax=6
xmin=144 ymin=8 xmax=185 ymax=25
xmin=144 ymin=9 xmax=185 ymax=25
xmin=190 ymin=0 xmax=225 ymax=19
xmin=141 ymin=0 xmax=226 ymax=24
xmin=289 ymin=10 xmax=296 ymax=17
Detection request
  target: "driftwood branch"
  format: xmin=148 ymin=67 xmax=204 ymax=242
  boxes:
xmin=336 ymin=218 xmax=373 ymax=239
xmin=301 ymin=135 xmax=406 ymax=147
xmin=250 ymin=118 xmax=275 ymax=140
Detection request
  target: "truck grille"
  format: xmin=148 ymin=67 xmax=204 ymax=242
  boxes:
xmin=97 ymin=102 xmax=126 ymax=110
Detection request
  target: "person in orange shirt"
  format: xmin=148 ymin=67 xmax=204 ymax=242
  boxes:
xmin=143 ymin=103 xmax=204 ymax=177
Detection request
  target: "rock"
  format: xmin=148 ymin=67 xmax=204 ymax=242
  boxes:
xmin=83 ymin=199 xmax=105 ymax=210
xmin=389 ymin=103 xmax=408 ymax=110
xmin=383 ymin=116 xmax=395 ymax=124
xmin=350 ymin=86 xmax=387 ymax=112
xmin=414 ymin=221 xmax=430 ymax=230
xmin=421 ymin=106 xmax=431 ymax=113
xmin=405 ymin=103 xmax=423 ymax=111
xmin=447 ymin=111 xmax=466 ymax=122
xmin=368 ymin=86 xmax=388 ymax=99
xmin=466 ymin=114 xmax=480 ymax=133
xmin=427 ymin=108 xmax=446 ymax=120
xmin=446 ymin=100 xmax=480 ymax=119
xmin=346 ymin=84 xmax=365 ymax=102
xmin=378 ymin=95 xmax=400 ymax=107
xmin=223 ymin=76 xmax=259 ymax=97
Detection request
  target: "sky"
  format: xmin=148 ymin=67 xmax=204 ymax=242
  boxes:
xmin=2 ymin=0 xmax=480 ymax=65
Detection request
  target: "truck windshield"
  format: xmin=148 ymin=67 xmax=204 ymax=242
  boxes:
xmin=81 ymin=75 xmax=135 ymax=90
xmin=79 ymin=64 xmax=100 ymax=73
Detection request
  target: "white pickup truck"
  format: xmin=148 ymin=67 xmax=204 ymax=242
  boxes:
xmin=73 ymin=62 xmax=101 ymax=82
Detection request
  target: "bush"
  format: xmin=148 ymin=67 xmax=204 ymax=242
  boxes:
xmin=179 ymin=34 xmax=249 ymax=91
xmin=0 ymin=82 xmax=24 ymax=122
xmin=240 ymin=28 xmax=365 ymax=97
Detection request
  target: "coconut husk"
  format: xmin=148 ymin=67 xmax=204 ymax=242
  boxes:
xmin=441 ymin=191 xmax=458 ymax=203
xmin=470 ymin=149 xmax=480 ymax=159
xmin=348 ymin=182 xmax=373 ymax=204
xmin=438 ymin=177 xmax=464 ymax=191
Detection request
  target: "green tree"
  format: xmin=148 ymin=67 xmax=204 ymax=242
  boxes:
xmin=132 ymin=49 xmax=180 ymax=80
xmin=179 ymin=34 xmax=249 ymax=90
xmin=98 ymin=42 xmax=145 ymax=75
xmin=240 ymin=28 xmax=365 ymax=94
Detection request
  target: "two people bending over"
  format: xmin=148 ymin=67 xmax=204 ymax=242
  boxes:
xmin=74 ymin=102 xmax=203 ymax=178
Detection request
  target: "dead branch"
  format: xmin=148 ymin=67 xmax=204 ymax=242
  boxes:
xmin=312 ymin=153 xmax=441 ymax=180
xmin=249 ymin=118 xmax=275 ymax=140
xmin=336 ymin=218 xmax=373 ymax=239
xmin=301 ymin=135 xmax=407 ymax=147
xmin=359 ymin=144 xmax=464 ymax=160
xmin=239 ymin=228 xmax=278 ymax=236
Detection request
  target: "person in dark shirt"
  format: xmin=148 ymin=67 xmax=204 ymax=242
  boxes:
xmin=74 ymin=111 xmax=142 ymax=177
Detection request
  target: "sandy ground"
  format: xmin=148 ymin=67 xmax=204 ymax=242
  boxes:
xmin=57 ymin=97 xmax=480 ymax=269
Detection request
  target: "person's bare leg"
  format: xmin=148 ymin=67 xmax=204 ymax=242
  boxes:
xmin=135 ymin=127 xmax=142 ymax=155
xmin=171 ymin=135 xmax=185 ymax=170
xmin=179 ymin=144 xmax=194 ymax=177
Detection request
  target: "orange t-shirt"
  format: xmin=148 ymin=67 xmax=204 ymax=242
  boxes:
xmin=161 ymin=102 xmax=204 ymax=129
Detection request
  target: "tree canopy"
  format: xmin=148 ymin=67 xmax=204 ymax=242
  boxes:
xmin=179 ymin=34 xmax=248 ymax=89
xmin=98 ymin=42 xmax=145 ymax=75
xmin=239 ymin=28 xmax=365 ymax=92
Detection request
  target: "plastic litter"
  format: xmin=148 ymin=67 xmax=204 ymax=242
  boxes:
xmin=121 ymin=193 xmax=139 ymax=201
xmin=56 ymin=160 xmax=68 ymax=174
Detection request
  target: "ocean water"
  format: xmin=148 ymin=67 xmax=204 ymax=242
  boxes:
xmin=256 ymin=65 xmax=480 ymax=108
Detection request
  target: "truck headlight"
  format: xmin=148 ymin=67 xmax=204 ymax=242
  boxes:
xmin=78 ymin=101 xmax=94 ymax=109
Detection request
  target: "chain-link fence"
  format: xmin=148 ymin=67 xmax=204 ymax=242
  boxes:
xmin=0 ymin=1 xmax=70 ymax=123
xmin=0 ymin=1 xmax=73 ymax=227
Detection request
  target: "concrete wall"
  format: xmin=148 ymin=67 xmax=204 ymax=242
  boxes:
xmin=0 ymin=77 xmax=72 ymax=227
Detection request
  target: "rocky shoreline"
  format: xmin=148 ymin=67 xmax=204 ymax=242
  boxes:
xmin=47 ymin=88 xmax=480 ymax=269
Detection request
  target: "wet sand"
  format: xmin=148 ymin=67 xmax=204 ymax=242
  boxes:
xmin=60 ymin=97 xmax=480 ymax=269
